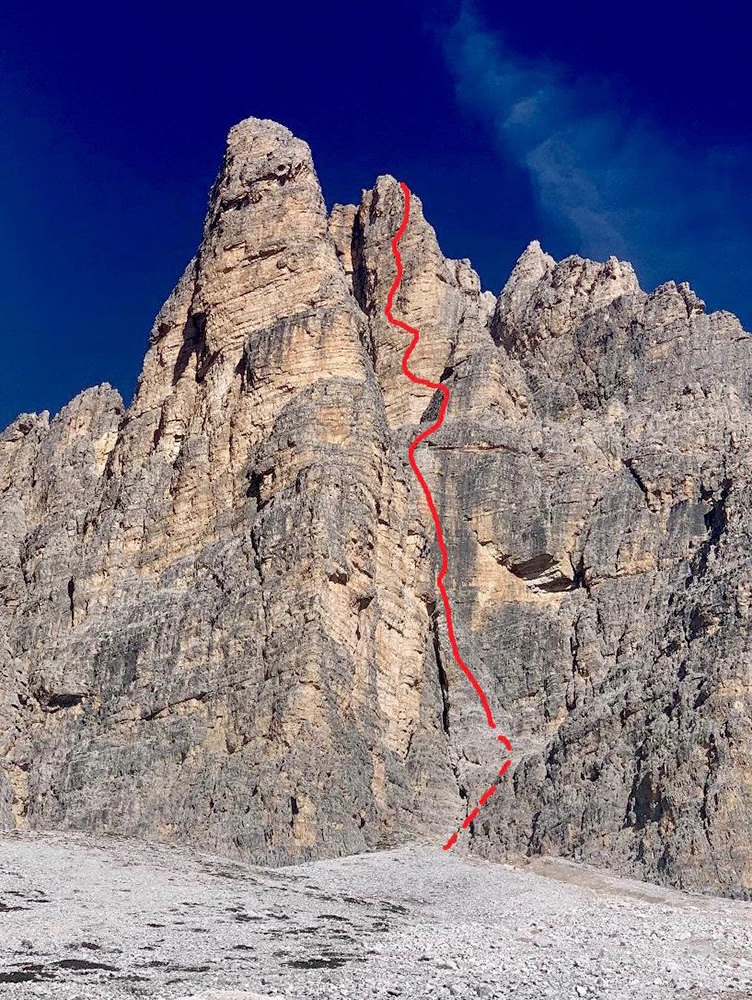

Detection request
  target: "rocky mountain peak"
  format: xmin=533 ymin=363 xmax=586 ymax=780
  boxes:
xmin=494 ymin=243 xmax=642 ymax=356
xmin=2 ymin=119 xmax=751 ymax=898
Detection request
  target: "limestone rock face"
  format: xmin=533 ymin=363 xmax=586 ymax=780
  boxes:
xmin=2 ymin=117 xmax=751 ymax=896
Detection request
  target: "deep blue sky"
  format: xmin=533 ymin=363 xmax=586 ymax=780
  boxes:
xmin=2 ymin=1 xmax=751 ymax=428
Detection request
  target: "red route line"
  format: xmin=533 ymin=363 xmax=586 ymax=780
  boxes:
xmin=384 ymin=181 xmax=513 ymax=851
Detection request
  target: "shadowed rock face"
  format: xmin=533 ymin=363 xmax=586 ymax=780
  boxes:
xmin=1 ymin=117 xmax=751 ymax=896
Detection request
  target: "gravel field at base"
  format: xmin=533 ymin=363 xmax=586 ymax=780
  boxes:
xmin=1 ymin=833 xmax=751 ymax=999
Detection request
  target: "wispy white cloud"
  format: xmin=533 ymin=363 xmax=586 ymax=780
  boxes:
xmin=441 ymin=4 xmax=752 ymax=314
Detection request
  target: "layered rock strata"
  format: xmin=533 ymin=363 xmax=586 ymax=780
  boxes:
xmin=1 ymin=118 xmax=751 ymax=896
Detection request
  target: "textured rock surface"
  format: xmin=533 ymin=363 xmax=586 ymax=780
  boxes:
xmin=1 ymin=117 xmax=751 ymax=897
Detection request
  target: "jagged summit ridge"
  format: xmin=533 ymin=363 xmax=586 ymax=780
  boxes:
xmin=1 ymin=118 xmax=751 ymax=898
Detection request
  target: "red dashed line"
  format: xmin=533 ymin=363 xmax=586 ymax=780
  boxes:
xmin=385 ymin=181 xmax=514 ymax=850
xmin=479 ymin=785 xmax=497 ymax=806
xmin=462 ymin=808 xmax=481 ymax=829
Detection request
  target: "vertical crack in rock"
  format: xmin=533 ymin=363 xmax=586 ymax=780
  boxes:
xmin=428 ymin=601 xmax=451 ymax=737
xmin=696 ymin=478 xmax=732 ymax=576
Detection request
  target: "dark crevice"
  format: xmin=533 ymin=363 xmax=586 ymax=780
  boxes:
xmin=195 ymin=348 xmax=221 ymax=384
xmin=428 ymin=600 xmax=450 ymax=736
xmin=152 ymin=416 xmax=164 ymax=450
xmin=247 ymin=467 xmax=273 ymax=510
xmin=623 ymin=458 xmax=649 ymax=500
xmin=508 ymin=553 xmax=555 ymax=579
xmin=349 ymin=211 xmax=369 ymax=314
xmin=44 ymin=693 xmax=85 ymax=710
xmin=419 ymin=388 xmax=446 ymax=426
xmin=537 ymin=576 xmax=579 ymax=594
xmin=141 ymin=690 xmax=207 ymax=722
xmin=694 ymin=479 xmax=732 ymax=577
xmin=173 ymin=312 xmax=206 ymax=385
xmin=349 ymin=211 xmax=378 ymax=367
xmin=67 ymin=578 xmax=75 ymax=626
